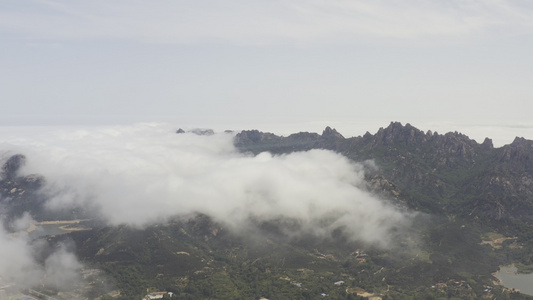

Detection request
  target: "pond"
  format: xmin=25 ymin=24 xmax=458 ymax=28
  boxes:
xmin=495 ymin=265 xmax=533 ymax=296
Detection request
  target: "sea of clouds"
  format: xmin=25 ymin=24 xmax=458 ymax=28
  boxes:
xmin=0 ymin=123 xmax=414 ymax=291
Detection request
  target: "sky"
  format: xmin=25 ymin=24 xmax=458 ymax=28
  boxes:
xmin=1 ymin=0 xmax=533 ymax=145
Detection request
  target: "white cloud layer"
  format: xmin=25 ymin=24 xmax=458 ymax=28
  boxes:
xmin=0 ymin=226 xmax=36 ymax=284
xmin=2 ymin=123 xmax=412 ymax=248
xmin=0 ymin=215 xmax=82 ymax=291
xmin=2 ymin=0 xmax=533 ymax=44
xmin=0 ymin=123 xmax=420 ymax=294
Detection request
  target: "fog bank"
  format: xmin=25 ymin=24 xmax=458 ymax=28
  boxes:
xmin=2 ymin=123 xmax=413 ymax=247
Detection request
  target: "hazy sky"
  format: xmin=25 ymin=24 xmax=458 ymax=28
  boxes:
xmin=1 ymin=0 xmax=532 ymax=144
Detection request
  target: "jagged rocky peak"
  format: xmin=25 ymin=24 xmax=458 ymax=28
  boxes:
xmin=287 ymin=131 xmax=320 ymax=140
xmin=234 ymin=129 xmax=280 ymax=144
xmin=372 ymin=122 xmax=427 ymax=146
xmin=482 ymin=137 xmax=494 ymax=149
xmin=436 ymin=132 xmax=479 ymax=160
xmin=1 ymin=154 xmax=26 ymax=180
xmin=500 ymin=136 xmax=533 ymax=165
xmin=1 ymin=154 xmax=46 ymax=209
xmin=175 ymin=128 xmax=215 ymax=135
xmin=321 ymin=126 xmax=344 ymax=139
xmin=439 ymin=131 xmax=479 ymax=148
xmin=235 ymin=129 xmax=261 ymax=143
xmin=360 ymin=122 xmax=486 ymax=166
xmin=510 ymin=136 xmax=533 ymax=147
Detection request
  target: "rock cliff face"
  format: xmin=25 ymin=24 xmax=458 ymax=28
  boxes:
xmin=234 ymin=122 xmax=533 ymax=225
xmin=1 ymin=154 xmax=26 ymax=180
xmin=0 ymin=154 xmax=46 ymax=226
xmin=499 ymin=137 xmax=533 ymax=171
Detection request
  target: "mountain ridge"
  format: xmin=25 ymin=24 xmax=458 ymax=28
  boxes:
xmin=235 ymin=122 xmax=533 ymax=225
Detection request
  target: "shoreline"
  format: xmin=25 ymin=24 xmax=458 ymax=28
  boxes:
xmin=494 ymin=264 xmax=533 ymax=296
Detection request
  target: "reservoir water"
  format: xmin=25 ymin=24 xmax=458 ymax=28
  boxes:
xmin=495 ymin=265 xmax=533 ymax=295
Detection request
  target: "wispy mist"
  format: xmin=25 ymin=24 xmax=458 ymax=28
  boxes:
xmin=0 ymin=214 xmax=83 ymax=292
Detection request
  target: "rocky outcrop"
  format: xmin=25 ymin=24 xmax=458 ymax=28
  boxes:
xmin=322 ymin=126 xmax=344 ymax=139
xmin=235 ymin=130 xmax=282 ymax=144
xmin=368 ymin=122 xmax=428 ymax=147
xmin=234 ymin=127 xmax=344 ymax=155
xmin=499 ymin=137 xmax=533 ymax=172
xmin=1 ymin=154 xmax=26 ymax=180
xmin=175 ymin=128 xmax=215 ymax=135
xmin=0 ymin=154 xmax=46 ymax=225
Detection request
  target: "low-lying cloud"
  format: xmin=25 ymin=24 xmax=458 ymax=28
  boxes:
xmin=0 ymin=123 xmax=419 ymax=294
xmin=1 ymin=123 xmax=413 ymax=248
xmin=0 ymin=214 xmax=82 ymax=292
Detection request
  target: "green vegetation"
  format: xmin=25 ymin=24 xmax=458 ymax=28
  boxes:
xmin=51 ymin=211 xmax=533 ymax=300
